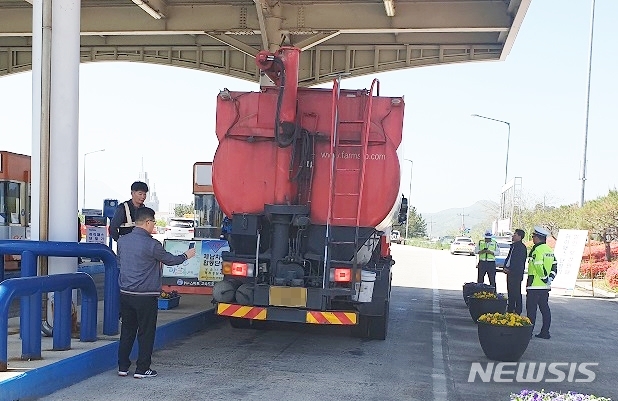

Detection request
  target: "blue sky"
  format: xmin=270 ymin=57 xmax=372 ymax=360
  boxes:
xmin=1 ymin=0 xmax=617 ymax=215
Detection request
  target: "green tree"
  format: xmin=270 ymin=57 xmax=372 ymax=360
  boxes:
xmin=174 ymin=202 xmax=194 ymax=217
xmin=580 ymin=190 xmax=618 ymax=261
xmin=408 ymin=206 xmax=427 ymax=238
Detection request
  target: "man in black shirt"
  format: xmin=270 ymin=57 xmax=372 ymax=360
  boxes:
xmin=503 ymin=228 xmax=528 ymax=314
xmin=110 ymin=181 xmax=149 ymax=242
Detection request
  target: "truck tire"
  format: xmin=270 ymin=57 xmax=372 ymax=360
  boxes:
xmin=367 ymin=300 xmax=389 ymax=340
xmin=352 ymin=300 xmax=389 ymax=340
xmin=229 ymin=317 xmax=268 ymax=330
xmin=351 ymin=316 xmax=369 ymax=338
xmin=229 ymin=317 xmax=251 ymax=329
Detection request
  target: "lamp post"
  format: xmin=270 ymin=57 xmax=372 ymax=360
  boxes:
xmin=471 ymin=114 xmax=511 ymax=185
xmin=580 ymin=0 xmax=596 ymax=207
xmin=404 ymin=158 xmax=413 ymax=244
xmin=83 ymin=149 xmax=105 ymax=210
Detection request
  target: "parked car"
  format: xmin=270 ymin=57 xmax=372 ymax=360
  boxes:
xmin=164 ymin=218 xmax=196 ymax=240
xmin=450 ymin=236 xmax=475 ymax=255
xmin=390 ymin=230 xmax=402 ymax=244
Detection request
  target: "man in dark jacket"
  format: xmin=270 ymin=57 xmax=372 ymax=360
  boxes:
xmin=117 ymin=207 xmax=196 ymax=379
xmin=110 ymin=181 xmax=149 ymax=242
xmin=503 ymin=228 xmax=527 ymax=314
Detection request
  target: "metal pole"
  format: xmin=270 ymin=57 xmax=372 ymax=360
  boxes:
xmin=471 ymin=114 xmax=510 ymax=184
xmin=83 ymin=149 xmax=105 ymax=210
xmin=580 ymin=0 xmax=596 ymax=207
xmin=504 ymin=122 xmax=511 ymax=186
xmin=404 ymin=158 xmax=412 ymax=243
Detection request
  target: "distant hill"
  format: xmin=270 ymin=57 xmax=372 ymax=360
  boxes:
xmin=421 ymin=200 xmax=499 ymax=239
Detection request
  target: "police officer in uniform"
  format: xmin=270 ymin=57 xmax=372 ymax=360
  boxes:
xmin=526 ymin=226 xmax=558 ymax=340
xmin=476 ymin=231 xmax=499 ymax=289
xmin=110 ymin=181 xmax=149 ymax=242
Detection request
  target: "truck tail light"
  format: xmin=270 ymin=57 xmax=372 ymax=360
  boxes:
xmin=222 ymin=261 xmax=254 ymax=277
xmin=330 ymin=268 xmax=351 ymax=282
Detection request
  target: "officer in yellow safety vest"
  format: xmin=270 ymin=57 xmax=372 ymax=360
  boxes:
xmin=526 ymin=226 xmax=558 ymax=340
xmin=476 ymin=231 xmax=499 ymax=289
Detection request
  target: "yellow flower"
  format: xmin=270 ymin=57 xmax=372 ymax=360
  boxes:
xmin=471 ymin=291 xmax=498 ymax=299
xmin=478 ymin=312 xmax=532 ymax=327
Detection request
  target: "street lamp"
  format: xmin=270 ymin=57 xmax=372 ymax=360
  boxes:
xmin=83 ymin=149 xmax=105 ymax=210
xmin=404 ymin=158 xmax=413 ymax=244
xmin=580 ymin=0 xmax=597 ymax=207
xmin=471 ymin=114 xmax=511 ymax=185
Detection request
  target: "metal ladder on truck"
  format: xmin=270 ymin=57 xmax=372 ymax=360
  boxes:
xmin=322 ymin=77 xmax=378 ymax=297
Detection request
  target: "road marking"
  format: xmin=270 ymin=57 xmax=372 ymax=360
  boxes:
xmin=432 ymin=254 xmax=448 ymax=400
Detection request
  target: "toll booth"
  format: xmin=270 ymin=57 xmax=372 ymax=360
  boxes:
xmin=0 ymin=151 xmax=31 ymax=270
xmin=192 ymin=162 xmax=224 ymax=239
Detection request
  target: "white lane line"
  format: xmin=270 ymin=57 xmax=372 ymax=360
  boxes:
xmin=432 ymin=253 xmax=448 ymax=400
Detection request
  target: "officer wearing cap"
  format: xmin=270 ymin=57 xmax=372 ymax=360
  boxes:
xmin=110 ymin=181 xmax=149 ymax=242
xmin=526 ymin=226 xmax=558 ymax=340
xmin=476 ymin=231 xmax=499 ymax=289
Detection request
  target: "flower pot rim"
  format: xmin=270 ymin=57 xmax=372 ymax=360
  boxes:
xmin=477 ymin=320 xmax=532 ymax=328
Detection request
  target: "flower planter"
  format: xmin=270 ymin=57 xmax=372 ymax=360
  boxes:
xmin=468 ymin=297 xmax=506 ymax=323
xmin=462 ymin=282 xmax=495 ymax=306
xmin=158 ymin=296 xmax=180 ymax=310
xmin=477 ymin=322 xmax=533 ymax=361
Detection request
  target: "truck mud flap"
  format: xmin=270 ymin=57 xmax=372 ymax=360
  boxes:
xmin=217 ymin=303 xmax=357 ymax=325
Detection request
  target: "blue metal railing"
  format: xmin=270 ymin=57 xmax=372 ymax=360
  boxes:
xmin=0 ymin=272 xmax=97 ymax=371
xmin=0 ymin=240 xmax=119 ymax=336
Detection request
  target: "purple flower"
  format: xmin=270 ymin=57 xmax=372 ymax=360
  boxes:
xmin=510 ymin=390 xmax=611 ymax=401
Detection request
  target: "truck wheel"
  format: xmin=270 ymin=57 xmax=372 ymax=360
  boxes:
xmin=229 ymin=317 xmax=251 ymax=329
xmin=367 ymin=301 xmax=389 ymax=340
xmin=352 ymin=301 xmax=390 ymax=340
xmin=351 ymin=316 xmax=369 ymax=338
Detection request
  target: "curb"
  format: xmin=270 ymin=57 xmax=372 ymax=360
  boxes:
xmin=0 ymin=308 xmax=219 ymax=401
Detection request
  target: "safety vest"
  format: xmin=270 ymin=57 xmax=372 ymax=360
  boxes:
xmin=526 ymin=243 xmax=557 ymax=290
xmin=117 ymin=201 xmax=138 ymax=237
xmin=478 ymin=240 xmax=498 ymax=261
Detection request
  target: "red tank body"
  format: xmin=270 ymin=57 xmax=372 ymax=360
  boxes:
xmin=213 ymin=85 xmax=404 ymax=229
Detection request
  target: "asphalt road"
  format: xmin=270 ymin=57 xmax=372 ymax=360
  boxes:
xmin=43 ymin=245 xmax=618 ymax=401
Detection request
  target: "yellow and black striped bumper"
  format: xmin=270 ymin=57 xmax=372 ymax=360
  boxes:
xmin=216 ymin=303 xmax=357 ymax=325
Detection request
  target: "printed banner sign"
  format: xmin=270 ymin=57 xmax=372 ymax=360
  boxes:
xmin=552 ymin=229 xmax=588 ymax=291
xmin=162 ymin=239 xmax=229 ymax=287
xmin=86 ymin=226 xmax=107 ymax=244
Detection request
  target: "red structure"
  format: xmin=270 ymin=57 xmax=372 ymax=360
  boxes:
xmin=211 ymin=47 xmax=406 ymax=339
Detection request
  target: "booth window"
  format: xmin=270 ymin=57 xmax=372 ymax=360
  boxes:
xmin=0 ymin=182 xmax=21 ymax=226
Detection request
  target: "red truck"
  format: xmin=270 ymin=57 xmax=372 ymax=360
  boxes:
xmin=211 ymin=47 xmax=406 ymax=339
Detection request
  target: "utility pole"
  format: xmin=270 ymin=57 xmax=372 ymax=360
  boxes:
xmin=427 ymin=215 xmax=434 ymax=238
xmin=458 ymin=208 xmax=469 ymax=233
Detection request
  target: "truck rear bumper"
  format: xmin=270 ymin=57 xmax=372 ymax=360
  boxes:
xmin=216 ymin=303 xmax=358 ymax=325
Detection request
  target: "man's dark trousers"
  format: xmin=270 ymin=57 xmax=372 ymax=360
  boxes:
xmin=118 ymin=293 xmax=159 ymax=373
xmin=526 ymin=289 xmax=551 ymax=336
xmin=506 ymin=273 xmax=523 ymax=314
xmin=477 ymin=260 xmax=496 ymax=289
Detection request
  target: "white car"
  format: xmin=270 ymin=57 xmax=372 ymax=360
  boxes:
xmin=164 ymin=218 xmax=196 ymax=239
xmin=390 ymin=230 xmax=402 ymax=244
xmin=450 ymin=236 xmax=475 ymax=256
